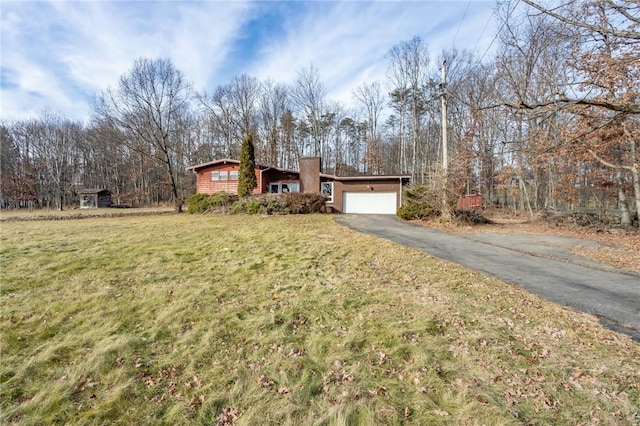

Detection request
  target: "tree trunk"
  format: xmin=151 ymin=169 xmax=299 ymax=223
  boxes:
xmin=617 ymin=169 xmax=632 ymax=226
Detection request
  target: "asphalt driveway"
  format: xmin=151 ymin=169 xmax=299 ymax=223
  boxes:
xmin=335 ymin=215 xmax=640 ymax=341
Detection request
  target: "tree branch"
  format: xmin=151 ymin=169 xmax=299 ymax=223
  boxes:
xmin=491 ymin=96 xmax=640 ymax=114
xmin=521 ymin=0 xmax=640 ymax=40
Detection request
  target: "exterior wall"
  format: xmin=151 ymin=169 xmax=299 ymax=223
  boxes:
xmin=195 ymin=164 xmax=260 ymax=195
xmin=326 ymin=179 xmax=404 ymax=213
xmin=80 ymin=191 xmax=111 ymax=209
xmin=261 ymin=169 xmax=300 ymax=193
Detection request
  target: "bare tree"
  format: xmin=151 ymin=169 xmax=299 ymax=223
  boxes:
xmin=259 ymin=80 xmax=289 ymax=166
xmin=94 ymin=58 xmax=192 ymax=211
xmin=291 ymin=65 xmax=328 ymax=159
xmin=516 ymin=0 xmax=640 ymax=223
xmin=387 ymin=36 xmax=431 ymax=181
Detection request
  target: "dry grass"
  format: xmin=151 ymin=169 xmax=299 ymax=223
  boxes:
xmin=1 ymin=214 xmax=639 ymax=425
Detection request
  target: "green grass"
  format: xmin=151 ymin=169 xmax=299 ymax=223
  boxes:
xmin=1 ymin=214 xmax=638 ymax=425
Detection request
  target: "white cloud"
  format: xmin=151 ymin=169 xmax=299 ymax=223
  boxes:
xmin=1 ymin=0 xmax=254 ymax=121
xmin=248 ymin=1 xmax=497 ymax=109
xmin=0 ymin=0 xmax=497 ymax=122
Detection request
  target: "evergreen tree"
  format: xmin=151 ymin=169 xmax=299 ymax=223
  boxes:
xmin=238 ymin=133 xmax=257 ymax=197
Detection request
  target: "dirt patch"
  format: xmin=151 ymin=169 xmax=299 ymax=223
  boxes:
xmin=420 ymin=211 xmax=640 ymax=274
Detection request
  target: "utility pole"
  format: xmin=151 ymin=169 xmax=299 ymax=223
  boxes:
xmin=441 ymin=59 xmax=450 ymax=220
xmin=441 ymin=59 xmax=448 ymax=172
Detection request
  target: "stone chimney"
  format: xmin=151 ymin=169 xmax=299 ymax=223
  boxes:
xmin=299 ymin=157 xmax=321 ymax=193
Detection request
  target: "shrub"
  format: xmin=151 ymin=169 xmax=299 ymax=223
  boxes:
xmin=232 ymin=193 xmax=327 ymax=215
xmin=238 ymin=134 xmax=257 ymax=197
xmin=281 ymin=193 xmax=328 ymax=214
xmin=397 ymin=185 xmax=441 ymax=220
xmin=186 ymin=193 xmax=237 ymax=214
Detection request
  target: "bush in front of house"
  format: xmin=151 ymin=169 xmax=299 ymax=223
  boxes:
xmin=186 ymin=193 xmax=237 ymax=214
xmin=397 ymin=185 xmax=441 ymax=220
xmin=232 ymin=193 xmax=327 ymax=215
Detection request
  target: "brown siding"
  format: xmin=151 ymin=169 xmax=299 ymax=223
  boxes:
xmin=195 ymin=164 xmax=260 ymax=195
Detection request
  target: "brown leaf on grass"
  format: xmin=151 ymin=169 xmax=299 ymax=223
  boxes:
xmin=216 ymin=407 xmax=243 ymax=426
xmin=185 ymin=375 xmax=201 ymax=389
xmin=189 ymin=395 xmax=205 ymax=408
xmin=476 ymin=395 xmax=490 ymax=405
xmin=434 ymin=409 xmax=450 ymax=416
xmin=258 ymin=375 xmax=275 ymax=389
xmin=277 ymin=387 xmax=290 ymax=394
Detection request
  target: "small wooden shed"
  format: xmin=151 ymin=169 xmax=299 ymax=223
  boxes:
xmin=80 ymin=189 xmax=112 ymax=209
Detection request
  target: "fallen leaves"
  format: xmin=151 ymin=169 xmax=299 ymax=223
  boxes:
xmin=216 ymin=407 xmax=242 ymax=426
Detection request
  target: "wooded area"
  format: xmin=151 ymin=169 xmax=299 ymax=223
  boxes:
xmin=1 ymin=1 xmax=638 ymax=225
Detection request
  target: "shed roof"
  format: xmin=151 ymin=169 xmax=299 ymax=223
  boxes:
xmin=79 ymin=188 xmax=111 ymax=194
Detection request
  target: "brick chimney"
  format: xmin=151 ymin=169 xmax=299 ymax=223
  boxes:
xmin=299 ymin=157 xmax=321 ymax=193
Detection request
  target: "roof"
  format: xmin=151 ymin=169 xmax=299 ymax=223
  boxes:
xmin=186 ymin=159 xmax=411 ymax=181
xmin=186 ymin=159 xmax=299 ymax=175
xmin=79 ymin=188 xmax=111 ymax=194
xmin=321 ymin=173 xmax=411 ymax=181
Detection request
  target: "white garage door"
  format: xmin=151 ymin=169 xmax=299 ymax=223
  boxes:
xmin=343 ymin=192 xmax=397 ymax=214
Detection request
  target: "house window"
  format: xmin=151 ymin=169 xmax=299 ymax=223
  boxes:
xmin=269 ymin=182 xmax=300 ymax=193
xmin=211 ymin=171 xmax=220 ymax=181
xmin=230 ymin=170 xmax=239 ymax=180
xmin=321 ymin=182 xmax=334 ymax=203
xmin=219 ymin=171 xmax=228 ymax=180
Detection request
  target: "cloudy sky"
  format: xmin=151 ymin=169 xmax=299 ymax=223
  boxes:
xmin=1 ymin=1 xmax=499 ymax=123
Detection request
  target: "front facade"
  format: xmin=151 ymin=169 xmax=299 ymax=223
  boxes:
xmin=186 ymin=158 xmax=410 ymax=214
xmin=79 ymin=189 xmax=112 ymax=209
xmin=187 ymin=159 xmax=301 ymax=196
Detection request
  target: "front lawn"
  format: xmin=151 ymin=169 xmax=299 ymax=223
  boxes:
xmin=1 ymin=214 xmax=638 ymax=425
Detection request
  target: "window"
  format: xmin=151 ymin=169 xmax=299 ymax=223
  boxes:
xmin=230 ymin=170 xmax=239 ymax=180
xmin=219 ymin=171 xmax=228 ymax=180
xmin=269 ymin=182 xmax=300 ymax=193
xmin=211 ymin=171 xmax=220 ymax=181
xmin=321 ymin=182 xmax=334 ymax=203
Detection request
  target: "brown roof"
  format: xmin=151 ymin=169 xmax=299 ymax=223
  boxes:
xmin=321 ymin=173 xmax=411 ymax=181
xmin=186 ymin=159 xmax=411 ymax=182
xmin=186 ymin=159 xmax=299 ymax=175
xmin=79 ymin=188 xmax=111 ymax=194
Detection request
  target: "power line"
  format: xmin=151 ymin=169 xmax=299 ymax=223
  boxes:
xmin=450 ymin=1 xmax=472 ymax=49
xmin=472 ymin=0 xmax=521 ymax=72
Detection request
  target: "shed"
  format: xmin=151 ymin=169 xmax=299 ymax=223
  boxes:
xmin=80 ymin=189 xmax=112 ymax=209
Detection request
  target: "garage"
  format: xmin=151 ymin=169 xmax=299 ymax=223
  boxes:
xmin=343 ymin=192 xmax=398 ymax=214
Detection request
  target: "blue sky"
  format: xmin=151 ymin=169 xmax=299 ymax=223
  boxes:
xmin=1 ymin=1 xmax=498 ymax=122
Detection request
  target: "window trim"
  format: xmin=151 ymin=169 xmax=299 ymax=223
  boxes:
xmin=321 ymin=182 xmax=334 ymax=203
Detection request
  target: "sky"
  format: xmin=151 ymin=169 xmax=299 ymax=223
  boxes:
xmin=1 ymin=0 xmax=499 ymax=123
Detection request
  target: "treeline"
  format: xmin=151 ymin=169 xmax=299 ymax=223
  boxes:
xmin=1 ymin=0 xmax=638 ymax=224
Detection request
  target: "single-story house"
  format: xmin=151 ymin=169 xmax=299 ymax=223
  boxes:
xmin=186 ymin=157 xmax=411 ymax=214
xmin=79 ymin=189 xmax=112 ymax=209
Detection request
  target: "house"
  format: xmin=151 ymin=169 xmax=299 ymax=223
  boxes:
xmin=186 ymin=157 xmax=411 ymax=214
xmin=79 ymin=189 xmax=112 ymax=209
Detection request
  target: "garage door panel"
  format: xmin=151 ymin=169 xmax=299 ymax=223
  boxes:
xmin=343 ymin=192 xmax=397 ymax=214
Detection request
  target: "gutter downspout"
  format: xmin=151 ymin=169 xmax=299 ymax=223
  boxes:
xmin=399 ymin=177 xmax=402 ymax=212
